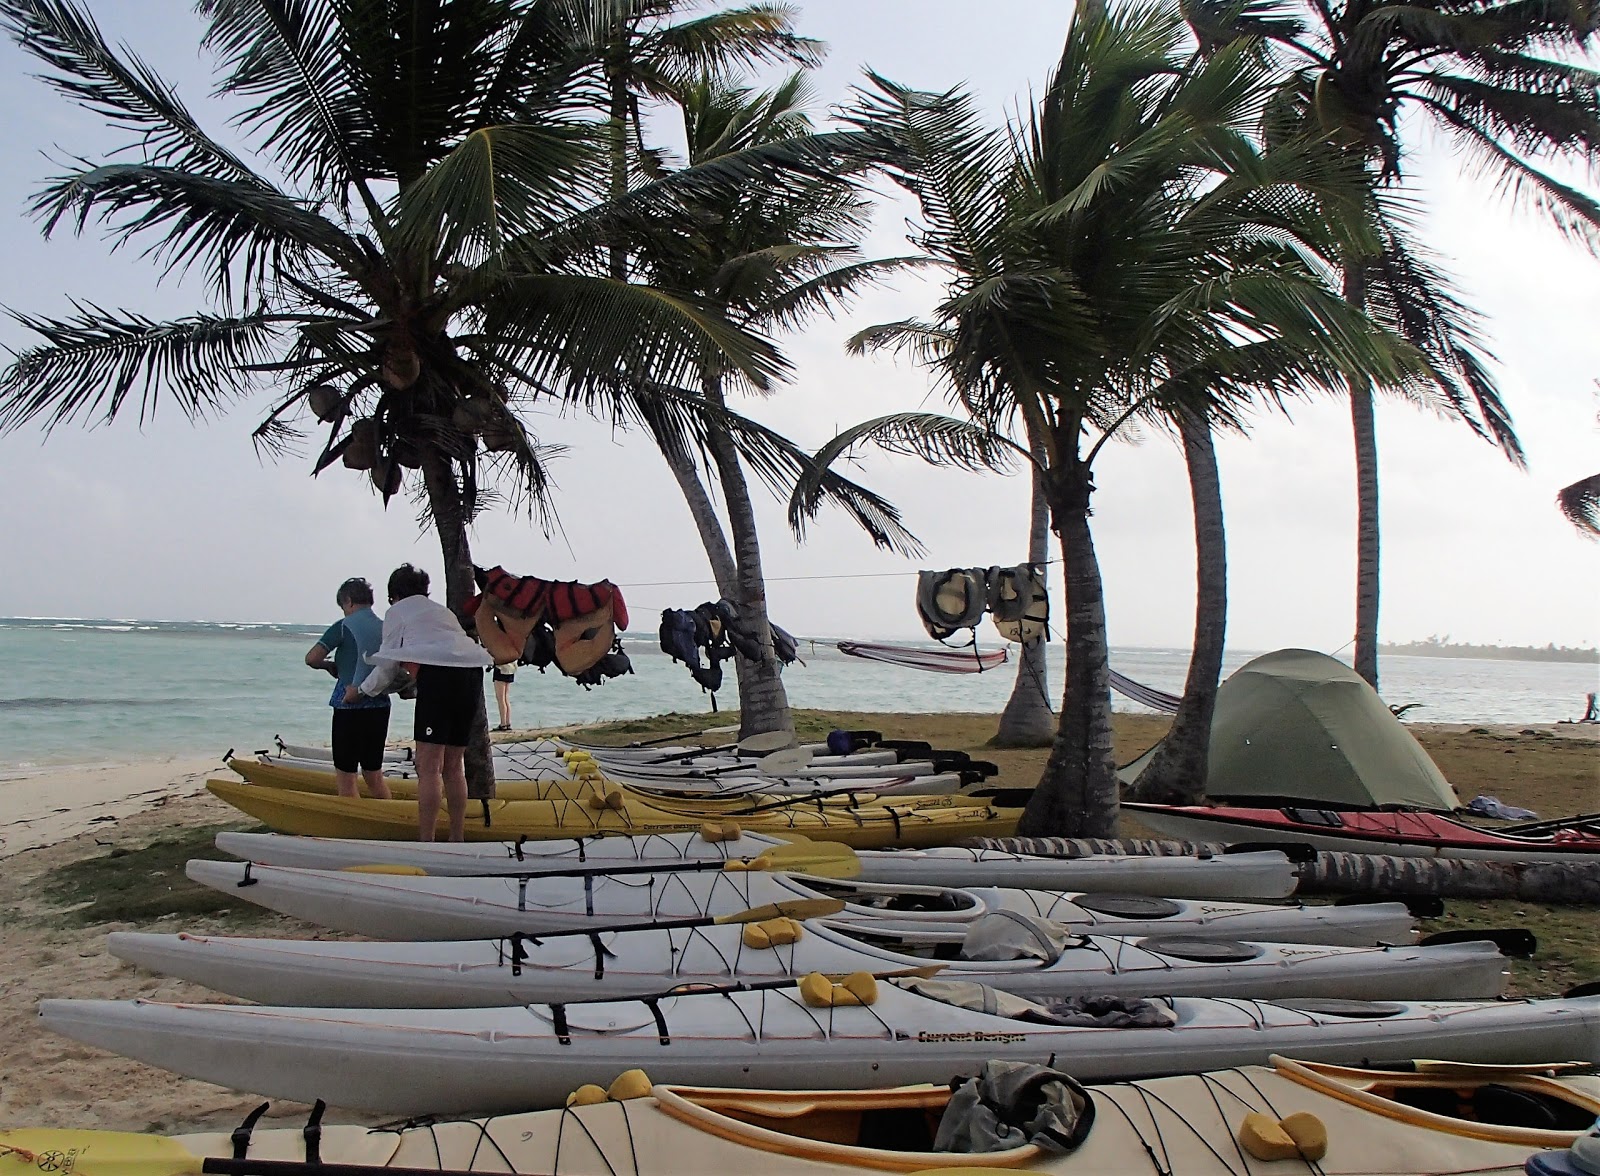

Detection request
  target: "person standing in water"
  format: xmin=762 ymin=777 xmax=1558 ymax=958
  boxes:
xmin=305 ymin=577 xmax=393 ymax=799
xmin=491 ymin=661 xmax=516 ymax=731
xmin=351 ymin=564 xmax=491 ymax=841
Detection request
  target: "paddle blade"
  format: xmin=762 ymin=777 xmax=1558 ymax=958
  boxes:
xmin=713 ymin=898 xmax=847 ymax=924
xmin=740 ymin=841 xmax=860 ymax=879
xmin=340 ymin=864 xmax=428 ymax=875
xmin=0 ymin=1130 xmax=202 ymax=1176
xmin=757 ymin=746 xmax=814 ymax=774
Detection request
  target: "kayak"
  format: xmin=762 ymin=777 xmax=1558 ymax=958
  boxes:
xmin=8 ymin=1056 xmax=1599 ymax=1176
xmin=229 ymin=757 xmax=975 ymax=802
xmin=206 ymin=778 xmax=1022 ymax=849
xmin=185 ymin=857 xmax=1414 ymax=944
xmin=1122 ymin=802 xmax=1600 ymax=863
xmin=38 ymin=984 xmax=1600 ymax=1115
xmin=211 ymin=830 xmax=1301 ymax=901
xmin=230 ymin=758 xmax=966 ymax=806
xmin=105 ymin=918 xmax=1509 ymax=1007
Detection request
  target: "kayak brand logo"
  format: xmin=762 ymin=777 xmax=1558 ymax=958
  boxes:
xmin=914 ymin=1030 xmax=1028 ymax=1044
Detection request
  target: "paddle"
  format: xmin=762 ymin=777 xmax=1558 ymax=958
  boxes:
xmin=621 ymin=723 xmax=740 ymax=749
xmin=506 ymin=896 xmax=846 ymax=942
xmin=339 ymin=838 xmax=863 ymax=880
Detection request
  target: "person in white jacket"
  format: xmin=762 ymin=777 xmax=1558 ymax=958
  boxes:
xmin=349 ymin=564 xmax=491 ymax=841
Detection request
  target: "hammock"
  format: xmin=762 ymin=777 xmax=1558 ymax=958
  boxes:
xmin=1109 ymin=670 xmax=1180 ymax=713
xmin=837 ymin=640 xmax=1008 ymax=674
xmin=839 ymin=641 xmax=1182 ymax=710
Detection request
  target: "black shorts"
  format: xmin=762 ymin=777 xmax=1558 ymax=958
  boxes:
xmin=414 ymin=664 xmax=483 ymax=746
xmin=331 ymin=705 xmax=391 ymax=772
xmin=492 ymin=666 xmax=516 ymax=684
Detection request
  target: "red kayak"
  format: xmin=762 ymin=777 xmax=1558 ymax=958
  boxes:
xmin=1121 ymin=802 xmax=1600 ymax=863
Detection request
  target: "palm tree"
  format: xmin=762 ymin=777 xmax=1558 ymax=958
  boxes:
xmin=798 ymin=0 xmax=1407 ymax=836
xmin=1206 ymin=0 xmax=1600 ymax=689
xmin=0 ymin=0 xmax=883 ymax=789
xmin=624 ymin=73 xmax=922 ymax=738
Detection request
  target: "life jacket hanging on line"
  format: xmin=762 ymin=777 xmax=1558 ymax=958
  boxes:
xmin=987 ymin=563 xmax=1050 ymax=644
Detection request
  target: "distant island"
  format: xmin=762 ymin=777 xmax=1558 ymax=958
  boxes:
xmin=1382 ymin=637 xmax=1599 ymax=664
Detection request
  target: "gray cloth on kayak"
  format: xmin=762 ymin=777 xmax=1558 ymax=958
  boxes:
xmin=959 ymin=910 xmax=1076 ymax=963
xmin=934 ymin=1061 xmax=1093 ymax=1155
xmin=1036 ymin=994 xmax=1178 ymax=1028
xmin=893 ymin=978 xmax=1175 ymax=1028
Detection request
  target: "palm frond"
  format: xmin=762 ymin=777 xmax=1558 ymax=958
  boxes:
xmin=477 ymin=272 xmax=789 ymax=398
xmin=196 ymin=0 xmax=394 ymax=217
xmin=788 ymin=411 xmax=1025 ymax=542
xmin=394 ymin=122 xmax=604 ymax=266
xmin=33 ymin=162 xmax=363 ymax=299
xmin=0 ymin=305 xmax=282 ymax=431
xmin=0 ymin=0 xmax=271 ymax=187
xmin=1556 ymin=472 xmax=1600 ymax=535
xmin=623 ymin=383 xmax=926 ymax=555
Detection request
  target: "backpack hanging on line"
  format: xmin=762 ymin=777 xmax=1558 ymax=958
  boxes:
xmin=915 ymin=568 xmax=989 ymax=642
xmin=987 ymin=564 xmax=1050 ymax=644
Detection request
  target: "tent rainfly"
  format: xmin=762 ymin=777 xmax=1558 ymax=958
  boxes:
xmin=1119 ymin=648 xmax=1459 ymax=811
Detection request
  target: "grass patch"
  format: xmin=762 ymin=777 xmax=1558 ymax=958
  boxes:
xmin=1420 ymin=901 xmax=1600 ymax=998
xmin=39 ymin=822 xmax=267 ymax=927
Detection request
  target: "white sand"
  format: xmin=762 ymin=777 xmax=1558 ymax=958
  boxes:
xmin=0 ymin=756 xmax=221 ymax=859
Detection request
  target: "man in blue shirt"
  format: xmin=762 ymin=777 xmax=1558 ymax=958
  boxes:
xmin=305 ymin=577 xmax=393 ymax=798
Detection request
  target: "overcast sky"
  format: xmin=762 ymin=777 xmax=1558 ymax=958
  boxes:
xmin=0 ymin=1 xmax=1596 ymax=653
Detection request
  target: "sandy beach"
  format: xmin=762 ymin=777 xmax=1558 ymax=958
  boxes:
xmin=0 ymin=717 xmax=1594 ymax=1134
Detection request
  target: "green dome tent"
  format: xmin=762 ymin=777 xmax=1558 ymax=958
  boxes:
xmin=1119 ymin=648 xmax=1459 ymax=811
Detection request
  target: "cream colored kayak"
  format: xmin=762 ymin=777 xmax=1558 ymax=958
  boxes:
xmin=37 ymin=984 xmax=1600 ymax=1116
xmin=105 ymin=918 xmax=1509 ymax=1007
xmin=184 ymin=858 xmax=1407 ymax=944
xmin=6 ymin=1058 xmax=1598 ymax=1175
xmin=213 ymin=830 xmax=1303 ymax=900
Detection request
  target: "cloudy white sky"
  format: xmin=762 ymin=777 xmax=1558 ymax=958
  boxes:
xmin=0 ymin=1 xmax=1596 ymax=653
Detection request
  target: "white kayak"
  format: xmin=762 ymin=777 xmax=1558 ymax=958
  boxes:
xmin=39 ymin=984 xmax=1600 ymax=1116
xmin=186 ymin=858 xmax=1415 ymax=944
xmin=213 ymin=830 xmax=1302 ymax=900
xmin=106 ymin=916 xmax=1509 ymax=1008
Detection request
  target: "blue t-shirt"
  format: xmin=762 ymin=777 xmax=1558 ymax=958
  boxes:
xmin=319 ymin=607 xmax=390 ymax=710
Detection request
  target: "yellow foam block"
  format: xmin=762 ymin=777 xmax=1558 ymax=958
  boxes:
xmin=723 ymin=854 xmax=774 ymax=872
xmin=700 ymin=819 xmax=742 ymax=843
xmin=1237 ymin=1113 xmax=1302 ymax=1162
xmin=566 ymin=1084 xmax=608 ymax=1107
xmin=742 ymin=917 xmax=804 ymax=949
xmin=607 ymin=1069 xmax=652 ymax=1101
xmin=1278 ymin=1113 xmax=1327 ymax=1161
xmin=585 ymin=784 xmax=625 ymax=811
xmin=798 ymin=971 xmax=878 ymax=1007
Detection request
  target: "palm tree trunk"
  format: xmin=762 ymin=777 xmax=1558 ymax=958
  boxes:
xmin=1019 ymin=452 xmax=1118 ymax=837
xmin=660 ymin=442 xmax=739 ymax=595
xmin=994 ymin=442 xmax=1054 ymax=748
xmin=1127 ymin=408 xmax=1226 ymax=804
xmin=704 ymin=374 xmax=793 ymax=740
xmin=420 ymin=450 xmax=494 ymax=799
xmin=1346 ymin=266 xmax=1381 ymax=690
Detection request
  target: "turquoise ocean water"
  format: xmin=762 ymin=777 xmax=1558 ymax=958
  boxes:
xmin=1 ymin=617 xmax=1596 ymax=773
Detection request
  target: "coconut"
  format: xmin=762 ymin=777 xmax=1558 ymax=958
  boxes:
xmin=305 ymin=384 xmax=343 ymax=423
xmin=341 ymin=417 xmax=379 ymax=470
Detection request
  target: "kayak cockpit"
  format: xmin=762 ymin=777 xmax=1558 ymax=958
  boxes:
xmin=652 ymin=1082 xmax=1046 ymax=1170
xmin=1271 ymin=1056 xmax=1600 ymax=1145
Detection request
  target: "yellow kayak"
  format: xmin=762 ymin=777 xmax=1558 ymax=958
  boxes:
xmin=207 ymin=778 xmax=1022 ymax=849
xmin=225 ymin=758 xmax=988 ymax=812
